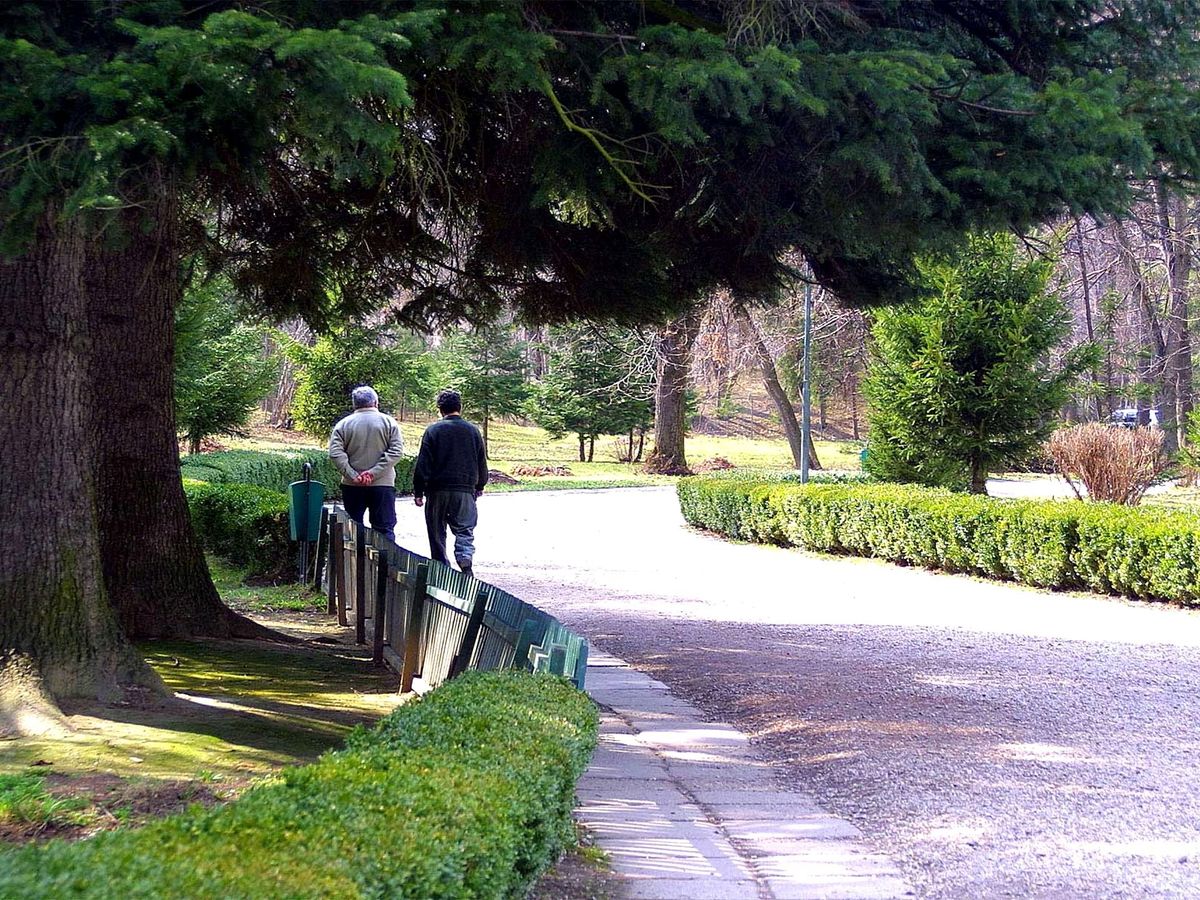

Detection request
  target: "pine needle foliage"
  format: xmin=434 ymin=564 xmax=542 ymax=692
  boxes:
xmin=5 ymin=2 xmax=1200 ymax=323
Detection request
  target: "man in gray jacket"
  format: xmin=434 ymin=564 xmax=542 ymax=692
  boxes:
xmin=328 ymin=386 xmax=404 ymax=541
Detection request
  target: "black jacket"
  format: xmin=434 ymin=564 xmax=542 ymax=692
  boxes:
xmin=412 ymin=415 xmax=487 ymax=497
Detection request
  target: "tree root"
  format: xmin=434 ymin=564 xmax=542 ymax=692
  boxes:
xmin=642 ymin=458 xmax=693 ymax=476
xmin=222 ymin=609 xmax=303 ymax=644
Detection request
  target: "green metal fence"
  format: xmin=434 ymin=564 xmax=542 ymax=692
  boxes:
xmin=324 ymin=507 xmax=588 ymax=692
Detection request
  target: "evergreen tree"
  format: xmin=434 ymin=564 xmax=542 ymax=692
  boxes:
xmin=390 ymin=334 xmax=438 ymax=423
xmin=175 ymin=278 xmax=277 ymax=454
xmin=284 ymin=326 xmax=417 ymax=439
xmin=5 ymin=0 xmax=1200 ymax=717
xmin=864 ymin=233 xmax=1096 ymax=493
xmin=434 ymin=326 xmax=529 ymax=454
xmin=529 ymin=325 xmax=654 ymax=462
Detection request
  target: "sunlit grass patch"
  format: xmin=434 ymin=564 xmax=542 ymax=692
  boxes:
xmin=206 ymin=556 xmax=323 ymax=614
xmin=3 ymin=640 xmax=401 ymax=778
xmin=1144 ymin=485 xmax=1200 ymax=512
xmin=228 ymin=418 xmax=864 ymax=489
xmin=0 ymin=774 xmax=88 ymax=831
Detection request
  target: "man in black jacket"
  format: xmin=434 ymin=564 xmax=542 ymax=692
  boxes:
xmin=412 ymin=390 xmax=488 ymax=577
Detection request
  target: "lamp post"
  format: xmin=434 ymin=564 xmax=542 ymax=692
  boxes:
xmin=800 ymin=279 xmax=813 ymax=484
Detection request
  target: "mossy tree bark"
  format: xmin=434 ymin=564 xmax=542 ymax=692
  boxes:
xmin=0 ymin=211 xmax=163 ymax=733
xmin=86 ymin=181 xmax=275 ymax=641
xmin=644 ymin=311 xmax=700 ymax=475
xmin=1 ymin=188 xmax=282 ymax=725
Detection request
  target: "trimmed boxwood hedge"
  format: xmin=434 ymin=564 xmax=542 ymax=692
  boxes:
xmin=678 ymin=477 xmax=1200 ymax=604
xmin=183 ymin=479 xmax=292 ymax=577
xmin=180 ymin=448 xmax=416 ymax=498
xmin=0 ymin=671 xmax=598 ymax=899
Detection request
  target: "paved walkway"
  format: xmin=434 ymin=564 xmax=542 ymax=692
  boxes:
xmin=581 ymin=651 xmax=913 ymax=899
xmin=396 ymin=488 xmax=1200 ymax=896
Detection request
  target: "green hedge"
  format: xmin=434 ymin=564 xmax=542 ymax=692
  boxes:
xmin=0 ymin=671 xmax=597 ymax=899
xmin=184 ymin=479 xmax=291 ymax=577
xmin=678 ymin=477 xmax=1200 ymax=603
xmin=180 ymin=448 xmax=339 ymax=496
xmin=180 ymin=448 xmax=417 ymax=497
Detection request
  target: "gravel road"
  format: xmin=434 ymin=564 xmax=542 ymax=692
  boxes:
xmin=394 ymin=486 xmax=1200 ymax=899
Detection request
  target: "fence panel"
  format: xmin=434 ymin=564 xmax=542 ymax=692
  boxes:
xmin=419 ymin=563 xmax=480 ymax=689
xmin=327 ymin=506 xmax=587 ymax=691
xmin=470 ymin=587 xmax=538 ymax=673
xmin=368 ymin=531 xmax=391 ymax=665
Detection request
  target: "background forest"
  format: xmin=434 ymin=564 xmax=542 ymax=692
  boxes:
xmin=191 ymin=193 xmax=1200 ymax=480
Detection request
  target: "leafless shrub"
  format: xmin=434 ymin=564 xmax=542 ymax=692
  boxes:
xmin=510 ymin=464 xmax=573 ymax=477
xmin=608 ymin=437 xmax=633 ymax=463
xmin=1047 ymin=423 xmax=1167 ymax=505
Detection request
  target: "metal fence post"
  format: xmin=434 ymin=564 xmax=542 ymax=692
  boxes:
xmin=354 ymin=524 xmax=366 ymax=645
xmin=449 ymin=584 xmax=489 ymax=679
xmin=401 ymin=563 xmax=428 ymax=693
xmin=326 ymin=515 xmax=340 ymax=616
xmin=373 ymin=546 xmax=388 ymax=667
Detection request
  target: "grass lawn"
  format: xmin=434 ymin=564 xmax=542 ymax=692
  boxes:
xmin=221 ymin=418 xmax=862 ymax=491
xmin=207 ymin=557 xmax=326 ymax=614
xmin=1142 ymin=484 xmax=1200 ymax=512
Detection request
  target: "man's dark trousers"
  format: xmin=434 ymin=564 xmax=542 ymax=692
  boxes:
xmin=342 ymin=485 xmax=397 ymax=541
xmin=424 ymin=490 xmax=477 ymax=567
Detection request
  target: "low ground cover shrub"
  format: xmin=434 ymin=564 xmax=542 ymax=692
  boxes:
xmin=180 ymin=448 xmax=342 ymax=494
xmin=184 ymin=480 xmax=291 ymax=578
xmin=678 ymin=477 xmax=1200 ymax=604
xmin=0 ymin=671 xmax=597 ymax=899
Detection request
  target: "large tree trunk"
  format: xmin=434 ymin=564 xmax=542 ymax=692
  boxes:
xmin=644 ymin=311 xmax=700 ymax=475
xmin=969 ymin=452 xmax=987 ymax=495
xmin=736 ymin=305 xmax=822 ymax=470
xmin=0 ymin=211 xmax=163 ymax=731
xmin=86 ymin=183 xmax=276 ymax=641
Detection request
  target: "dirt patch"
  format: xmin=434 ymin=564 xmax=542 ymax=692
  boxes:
xmin=0 ymin=774 xmax=247 ymax=846
xmin=530 ymin=828 xmax=623 ymax=900
xmin=245 ymin=423 xmax=322 ymax=446
xmin=693 ymin=455 xmax=736 ymax=472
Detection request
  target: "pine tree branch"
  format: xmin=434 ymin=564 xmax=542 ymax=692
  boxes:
xmin=539 ymin=74 xmax=662 ymax=204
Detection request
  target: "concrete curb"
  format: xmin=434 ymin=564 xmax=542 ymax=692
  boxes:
xmin=579 ymin=652 xmax=915 ymax=900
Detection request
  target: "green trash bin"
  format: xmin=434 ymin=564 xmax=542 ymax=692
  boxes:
xmin=288 ymin=479 xmax=326 ymax=542
xmin=859 ymin=446 xmax=870 ymax=469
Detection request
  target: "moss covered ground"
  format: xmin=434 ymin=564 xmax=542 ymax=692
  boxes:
xmin=0 ymin=566 xmax=403 ymax=845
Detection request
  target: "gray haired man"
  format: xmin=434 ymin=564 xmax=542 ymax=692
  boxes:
xmin=328 ymin=386 xmax=404 ymax=541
